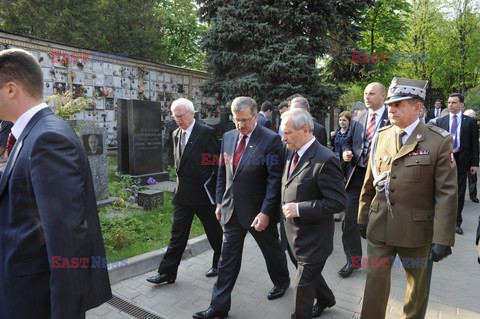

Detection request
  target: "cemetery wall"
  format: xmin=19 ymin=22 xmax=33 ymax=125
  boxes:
xmin=0 ymin=31 xmax=217 ymax=147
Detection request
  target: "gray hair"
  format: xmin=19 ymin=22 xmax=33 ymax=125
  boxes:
xmin=231 ymin=96 xmax=257 ymax=114
xmin=290 ymin=97 xmax=310 ymax=112
xmin=464 ymin=109 xmax=477 ymax=119
xmin=171 ymin=98 xmax=195 ymax=113
xmin=281 ymin=108 xmax=314 ymax=132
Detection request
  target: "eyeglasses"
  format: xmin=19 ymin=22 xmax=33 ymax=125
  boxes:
xmin=172 ymin=112 xmax=190 ymax=119
xmin=232 ymin=115 xmax=255 ymax=125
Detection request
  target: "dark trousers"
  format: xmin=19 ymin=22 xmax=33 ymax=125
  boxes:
xmin=468 ymin=172 xmax=477 ymax=198
xmin=210 ymin=211 xmax=290 ymax=312
xmin=342 ymin=166 xmax=365 ymax=262
xmin=292 ymin=260 xmax=335 ymax=319
xmin=158 ymin=203 xmax=223 ymax=276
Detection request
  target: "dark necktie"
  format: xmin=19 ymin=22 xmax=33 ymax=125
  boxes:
xmin=6 ymin=133 xmax=16 ymax=156
xmin=436 ymin=108 xmax=440 ymax=118
xmin=451 ymin=115 xmax=458 ymax=149
xmin=289 ymin=151 xmax=299 ymax=175
xmin=233 ymin=135 xmax=247 ymax=173
xmin=396 ymin=130 xmax=406 ymax=152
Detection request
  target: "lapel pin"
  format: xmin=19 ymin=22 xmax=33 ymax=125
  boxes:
xmin=416 ymin=134 xmax=422 ymax=139
xmin=383 ymin=155 xmax=388 ymax=161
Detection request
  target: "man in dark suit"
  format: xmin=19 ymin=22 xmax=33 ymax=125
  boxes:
xmin=257 ymin=100 xmax=273 ymax=129
xmin=339 ymin=82 xmax=389 ymax=277
xmin=427 ymin=99 xmax=445 ymax=119
xmin=432 ymin=93 xmax=479 ymax=234
xmin=464 ymin=109 xmax=479 ymax=203
xmin=281 ymin=108 xmax=346 ymax=319
xmin=147 ymin=98 xmax=223 ymax=285
xmin=193 ymin=97 xmax=290 ymax=319
xmin=0 ymin=48 xmax=111 ymax=319
xmin=290 ymin=96 xmax=328 ymax=146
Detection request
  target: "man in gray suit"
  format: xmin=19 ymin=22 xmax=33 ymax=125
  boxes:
xmin=193 ymin=97 xmax=290 ymax=319
xmin=281 ymin=108 xmax=346 ymax=318
xmin=339 ymin=82 xmax=390 ymax=277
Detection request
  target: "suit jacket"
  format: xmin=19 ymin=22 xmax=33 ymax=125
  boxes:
xmin=216 ymin=125 xmax=283 ymax=228
xmin=257 ymin=112 xmax=272 ymax=129
xmin=343 ymin=108 xmax=389 ymax=187
xmin=173 ymin=121 xmax=220 ymax=206
xmin=428 ymin=107 xmax=445 ymax=119
xmin=281 ymin=142 xmax=346 ymax=263
xmin=433 ymin=114 xmax=479 ymax=173
xmin=0 ymin=108 xmax=111 ymax=319
xmin=313 ymin=120 xmax=328 ymax=147
xmin=358 ymin=122 xmax=457 ymax=248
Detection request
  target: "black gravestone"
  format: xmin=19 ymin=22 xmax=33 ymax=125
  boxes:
xmin=117 ymin=99 xmax=169 ymax=183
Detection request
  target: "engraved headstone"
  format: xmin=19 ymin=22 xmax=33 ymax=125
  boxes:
xmin=80 ymin=124 xmax=108 ymax=200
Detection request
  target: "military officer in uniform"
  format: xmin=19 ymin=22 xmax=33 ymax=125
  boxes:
xmin=358 ymin=78 xmax=458 ymax=319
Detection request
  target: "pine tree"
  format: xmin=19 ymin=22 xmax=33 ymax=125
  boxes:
xmin=197 ymin=0 xmax=370 ymax=114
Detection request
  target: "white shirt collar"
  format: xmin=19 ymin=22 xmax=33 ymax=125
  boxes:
xmin=397 ymin=118 xmax=420 ymax=140
xmin=182 ymin=119 xmax=195 ymax=140
xmin=11 ymin=103 xmax=49 ymax=139
xmin=296 ymin=137 xmax=316 ymax=158
xmin=369 ymin=105 xmax=385 ymax=118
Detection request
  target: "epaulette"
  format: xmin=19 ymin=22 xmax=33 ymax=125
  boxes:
xmin=428 ymin=125 xmax=450 ymax=138
xmin=377 ymin=124 xmax=393 ymax=132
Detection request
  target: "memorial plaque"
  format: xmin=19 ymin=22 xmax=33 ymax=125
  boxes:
xmin=117 ymin=99 xmax=166 ymax=182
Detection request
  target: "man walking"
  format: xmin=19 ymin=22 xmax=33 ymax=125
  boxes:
xmin=281 ymin=108 xmax=346 ymax=318
xmin=147 ymin=98 xmax=223 ymax=285
xmin=431 ymin=93 xmax=479 ymax=234
xmin=0 ymin=48 xmax=111 ymax=319
xmin=193 ymin=97 xmax=290 ymax=319
xmin=339 ymin=82 xmax=389 ymax=277
xmin=358 ymin=77 xmax=457 ymax=318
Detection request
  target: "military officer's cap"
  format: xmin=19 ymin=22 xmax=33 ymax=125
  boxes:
xmin=385 ymin=77 xmax=429 ymax=104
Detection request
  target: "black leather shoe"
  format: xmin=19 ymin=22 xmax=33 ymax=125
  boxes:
xmin=267 ymin=280 xmax=290 ymax=300
xmin=338 ymin=263 xmax=356 ymax=278
xmin=146 ymin=273 xmax=175 ymax=285
xmin=471 ymin=197 xmax=479 ymax=203
xmin=456 ymin=226 xmax=464 ymax=235
xmin=205 ymin=267 xmax=218 ymax=277
xmin=312 ymin=301 xmax=336 ymax=318
xmin=192 ymin=307 xmax=228 ymax=319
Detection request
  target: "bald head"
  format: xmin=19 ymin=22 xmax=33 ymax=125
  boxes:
xmin=364 ymin=82 xmax=386 ymax=111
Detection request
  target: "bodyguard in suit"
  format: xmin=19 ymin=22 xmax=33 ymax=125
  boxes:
xmin=147 ymin=98 xmax=223 ymax=285
xmin=431 ymin=93 xmax=479 ymax=234
xmin=0 ymin=49 xmax=112 ymax=318
xmin=358 ymin=77 xmax=457 ymax=319
xmin=427 ymin=99 xmax=444 ymax=119
xmin=281 ymin=109 xmax=346 ymax=319
xmin=257 ymin=100 xmax=273 ymax=129
xmin=193 ymin=97 xmax=290 ymax=319
xmin=289 ymin=96 xmax=328 ymax=147
xmin=339 ymin=82 xmax=389 ymax=278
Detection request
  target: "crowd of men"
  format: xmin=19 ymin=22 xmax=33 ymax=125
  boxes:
xmin=0 ymin=48 xmax=479 ymax=319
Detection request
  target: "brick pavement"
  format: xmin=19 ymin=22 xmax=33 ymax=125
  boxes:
xmin=88 ymin=198 xmax=480 ymax=319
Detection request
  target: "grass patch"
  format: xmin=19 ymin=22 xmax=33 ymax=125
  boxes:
xmin=100 ymin=155 xmax=205 ymax=260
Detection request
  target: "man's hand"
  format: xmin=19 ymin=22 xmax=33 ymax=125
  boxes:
xmin=477 ymin=243 xmax=480 ymax=264
xmin=343 ymin=150 xmax=353 ymax=162
xmin=429 ymin=244 xmax=452 ymax=262
xmin=251 ymin=212 xmax=269 ymax=232
xmin=470 ymin=166 xmax=478 ymax=175
xmin=215 ymin=204 xmax=222 ymax=221
xmin=358 ymin=224 xmax=367 ymax=239
xmin=282 ymin=203 xmax=298 ymax=220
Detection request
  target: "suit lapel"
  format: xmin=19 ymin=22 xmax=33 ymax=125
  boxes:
xmin=285 ymin=143 xmax=315 ymax=185
xmin=0 ymin=108 xmax=53 ymax=196
xmin=173 ymin=129 xmax=181 ymax=170
xmin=178 ymin=122 xmax=201 ymax=170
xmin=395 ymin=122 xmax=426 ymax=159
xmin=379 ymin=108 xmax=389 ymax=127
xmin=234 ymin=126 xmax=260 ymax=178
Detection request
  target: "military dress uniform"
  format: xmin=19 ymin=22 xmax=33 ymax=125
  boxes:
xmin=358 ymin=78 xmax=458 ymax=319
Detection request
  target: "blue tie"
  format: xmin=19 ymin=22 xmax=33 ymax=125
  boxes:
xmin=451 ymin=115 xmax=458 ymax=149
